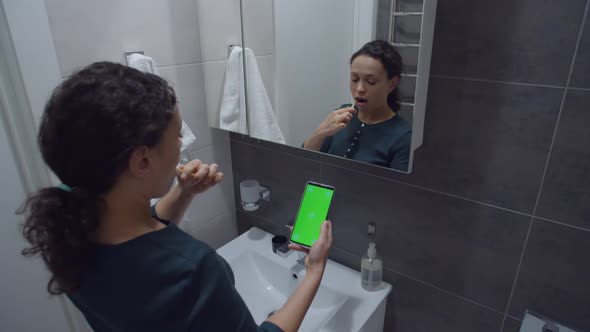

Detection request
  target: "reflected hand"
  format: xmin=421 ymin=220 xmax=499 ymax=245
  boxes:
xmin=287 ymin=220 xmax=333 ymax=275
xmin=176 ymin=159 xmax=224 ymax=195
xmin=315 ymin=107 xmax=357 ymax=138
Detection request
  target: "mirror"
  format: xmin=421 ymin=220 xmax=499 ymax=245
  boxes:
xmin=214 ymin=0 xmax=437 ymax=173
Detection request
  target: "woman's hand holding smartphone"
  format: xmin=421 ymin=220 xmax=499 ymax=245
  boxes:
xmin=288 ymin=181 xmax=335 ymax=274
xmin=287 ymin=220 xmax=333 ymax=275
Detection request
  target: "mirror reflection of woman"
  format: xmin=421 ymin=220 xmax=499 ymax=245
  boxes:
xmin=303 ymin=40 xmax=412 ymax=171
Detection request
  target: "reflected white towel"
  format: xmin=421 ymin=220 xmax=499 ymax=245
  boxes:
xmin=126 ymin=53 xmax=196 ymax=152
xmin=126 ymin=53 xmax=158 ymax=75
xmin=220 ymin=47 xmax=248 ymax=134
xmin=243 ymin=48 xmax=285 ymax=144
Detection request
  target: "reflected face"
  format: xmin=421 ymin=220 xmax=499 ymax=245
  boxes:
xmin=350 ymin=55 xmax=398 ymax=111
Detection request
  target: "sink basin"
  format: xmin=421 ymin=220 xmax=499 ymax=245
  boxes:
xmin=217 ymin=227 xmax=392 ymax=332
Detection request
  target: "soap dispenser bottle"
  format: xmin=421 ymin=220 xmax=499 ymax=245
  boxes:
xmin=361 ymin=242 xmax=382 ymax=291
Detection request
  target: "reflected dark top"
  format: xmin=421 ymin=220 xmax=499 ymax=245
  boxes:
xmin=320 ymin=104 xmax=412 ymax=171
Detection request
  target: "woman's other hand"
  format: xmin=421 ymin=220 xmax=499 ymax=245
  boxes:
xmin=314 ymin=107 xmax=357 ymax=138
xmin=176 ymin=159 xmax=224 ymax=195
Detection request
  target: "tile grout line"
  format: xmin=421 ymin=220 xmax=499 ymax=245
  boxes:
xmin=430 ymin=74 xmax=566 ymax=89
xmin=239 ymin=209 xmax=293 ymax=235
xmin=535 ymin=216 xmax=590 ymax=233
xmin=568 ymin=86 xmax=590 ymax=91
xmin=183 ymin=210 xmax=234 ymax=234
xmin=240 ymin=209 xmax=280 ymax=227
xmin=317 ymin=238 xmax=513 ymax=318
xmin=500 ymin=1 xmax=590 ymax=330
xmin=323 ymin=160 xmax=534 ymax=217
xmin=184 ymin=143 xmax=218 ymax=155
xmin=156 ymin=60 xmax=218 ymax=69
xmin=500 ymin=215 xmax=533 ymax=331
xmin=506 ymin=314 xmax=521 ymax=322
xmin=385 ymin=266 xmax=510 ymax=317
xmin=155 ymin=53 xmax=274 ymax=70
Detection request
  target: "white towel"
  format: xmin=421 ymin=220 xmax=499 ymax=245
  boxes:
xmin=126 ymin=53 xmax=196 ymax=153
xmin=126 ymin=53 xmax=159 ymax=75
xmin=220 ymin=47 xmax=248 ymax=134
xmin=220 ymin=47 xmax=285 ymax=143
xmin=243 ymin=48 xmax=285 ymax=144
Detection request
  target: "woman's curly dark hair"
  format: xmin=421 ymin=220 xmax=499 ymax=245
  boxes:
xmin=351 ymin=40 xmax=403 ymax=112
xmin=17 ymin=61 xmax=177 ymax=295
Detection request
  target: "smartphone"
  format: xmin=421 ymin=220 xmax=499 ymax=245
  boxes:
xmin=289 ymin=181 xmax=335 ymax=249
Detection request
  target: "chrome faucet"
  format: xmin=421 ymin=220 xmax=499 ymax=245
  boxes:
xmin=290 ymin=251 xmax=307 ymax=277
xmin=296 ymin=251 xmax=306 ymax=266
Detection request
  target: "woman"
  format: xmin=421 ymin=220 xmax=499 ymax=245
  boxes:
xmin=18 ymin=62 xmax=332 ymax=332
xmin=304 ymin=40 xmax=412 ymax=171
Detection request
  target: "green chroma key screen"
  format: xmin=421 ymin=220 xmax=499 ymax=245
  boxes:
xmin=290 ymin=182 xmax=334 ymax=247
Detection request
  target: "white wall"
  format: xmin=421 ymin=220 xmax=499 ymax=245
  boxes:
xmin=242 ymin=0 xmax=276 ymax=110
xmin=2 ymin=0 xmax=62 ymax=127
xmin=274 ymin=0 xmax=355 ymax=146
xmin=0 ymin=120 xmax=71 ymax=331
xmin=197 ymin=0 xmax=276 ymax=129
xmin=0 ymin=1 xmax=75 ymax=330
xmin=44 ymin=0 xmax=238 ymax=249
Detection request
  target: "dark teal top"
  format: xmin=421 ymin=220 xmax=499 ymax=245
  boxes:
xmin=321 ymin=104 xmax=412 ymax=171
xmin=67 ymin=208 xmax=283 ymax=332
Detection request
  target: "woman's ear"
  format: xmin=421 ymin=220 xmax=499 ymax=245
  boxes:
xmin=128 ymin=146 xmax=151 ymax=178
xmin=388 ymin=76 xmax=400 ymax=94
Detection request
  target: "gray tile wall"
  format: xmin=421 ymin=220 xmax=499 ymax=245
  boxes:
xmin=230 ymin=1 xmax=590 ymax=331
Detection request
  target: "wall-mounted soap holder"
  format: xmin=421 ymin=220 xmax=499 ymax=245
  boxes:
xmin=240 ymin=180 xmax=270 ymax=211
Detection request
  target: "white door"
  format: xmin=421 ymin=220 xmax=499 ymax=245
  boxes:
xmin=0 ymin=119 xmax=72 ymax=331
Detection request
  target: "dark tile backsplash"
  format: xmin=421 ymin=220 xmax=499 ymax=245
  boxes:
xmin=400 ymin=78 xmax=562 ymax=214
xmin=383 ymin=269 xmax=504 ymax=332
xmin=508 ymin=219 xmax=590 ymax=331
xmin=430 ymin=0 xmax=587 ymax=86
xmin=536 ymin=89 xmax=590 ymax=229
xmin=570 ymin=14 xmax=590 ymax=89
xmin=229 ymin=1 xmax=590 ymax=331
xmin=321 ymin=163 xmax=530 ymax=311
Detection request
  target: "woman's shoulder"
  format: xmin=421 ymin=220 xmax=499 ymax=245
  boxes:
xmin=365 ymin=113 xmax=411 ymax=136
xmin=143 ymin=224 xmax=215 ymax=266
xmin=392 ymin=114 xmax=412 ymax=134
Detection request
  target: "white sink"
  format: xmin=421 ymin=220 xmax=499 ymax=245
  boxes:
xmin=217 ymin=227 xmax=392 ymax=332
